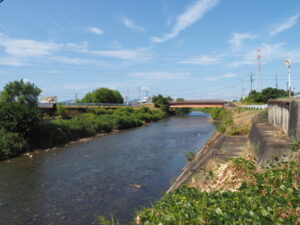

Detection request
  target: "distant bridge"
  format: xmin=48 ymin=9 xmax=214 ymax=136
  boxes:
xmin=168 ymin=100 xmax=229 ymax=108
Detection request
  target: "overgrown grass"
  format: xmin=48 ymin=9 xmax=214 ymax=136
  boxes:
xmin=134 ymin=159 xmax=300 ymax=225
xmin=27 ymin=106 xmax=166 ymax=150
xmin=227 ymin=125 xmax=250 ymax=136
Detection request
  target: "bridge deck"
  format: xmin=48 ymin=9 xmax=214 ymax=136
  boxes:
xmin=169 ymin=100 xmax=227 ymax=108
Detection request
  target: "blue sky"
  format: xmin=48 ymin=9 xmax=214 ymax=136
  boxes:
xmin=1 ymin=0 xmax=300 ymax=101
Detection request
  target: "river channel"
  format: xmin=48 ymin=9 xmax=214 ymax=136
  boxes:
xmin=0 ymin=111 xmax=215 ymax=225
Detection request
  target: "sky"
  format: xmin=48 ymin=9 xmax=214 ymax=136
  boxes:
xmin=1 ymin=0 xmax=300 ymax=101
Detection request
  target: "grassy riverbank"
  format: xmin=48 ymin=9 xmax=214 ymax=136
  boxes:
xmin=122 ymin=108 xmax=300 ymax=225
xmin=134 ymin=158 xmax=300 ymax=224
xmin=0 ymin=106 xmax=166 ymax=160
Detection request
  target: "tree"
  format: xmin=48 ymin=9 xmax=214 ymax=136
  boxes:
xmin=242 ymin=88 xmax=290 ymax=104
xmin=152 ymin=94 xmax=173 ymax=114
xmin=0 ymin=79 xmax=41 ymax=136
xmin=173 ymin=98 xmax=192 ymax=115
xmin=80 ymin=88 xmax=124 ymax=103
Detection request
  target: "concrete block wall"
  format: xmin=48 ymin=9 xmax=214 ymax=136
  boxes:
xmin=288 ymin=99 xmax=300 ymax=139
xmin=268 ymin=98 xmax=300 ymax=139
xmin=268 ymin=102 xmax=290 ymax=135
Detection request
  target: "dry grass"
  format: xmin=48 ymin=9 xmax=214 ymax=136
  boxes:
xmin=190 ymin=155 xmax=256 ymax=192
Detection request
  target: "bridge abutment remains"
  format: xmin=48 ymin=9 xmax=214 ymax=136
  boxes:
xmin=249 ymin=98 xmax=300 ymax=166
xmin=267 ymin=98 xmax=300 ymax=139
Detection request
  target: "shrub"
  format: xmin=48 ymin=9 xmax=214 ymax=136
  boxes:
xmin=0 ymin=129 xmax=27 ymax=160
xmin=56 ymin=104 xmax=68 ymax=118
xmin=27 ymin=107 xmax=165 ymax=150
xmin=135 ymin=160 xmax=300 ymax=225
xmin=227 ymin=125 xmax=250 ymax=136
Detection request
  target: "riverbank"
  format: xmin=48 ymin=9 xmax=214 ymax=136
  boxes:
xmin=0 ymin=111 xmax=215 ymax=225
xmin=0 ymin=106 xmax=166 ymax=160
xmin=134 ymin=108 xmax=300 ymax=224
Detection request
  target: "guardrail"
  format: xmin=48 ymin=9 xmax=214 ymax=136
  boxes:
xmin=240 ymin=104 xmax=267 ymax=110
xmin=38 ymin=103 xmax=138 ymax=108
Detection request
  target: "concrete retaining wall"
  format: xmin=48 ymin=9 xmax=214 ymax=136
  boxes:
xmin=268 ymin=98 xmax=300 ymax=139
xmin=249 ymin=122 xmax=292 ymax=167
xmin=268 ymin=103 xmax=290 ymax=134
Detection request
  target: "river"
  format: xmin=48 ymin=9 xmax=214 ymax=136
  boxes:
xmin=0 ymin=111 xmax=215 ymax=225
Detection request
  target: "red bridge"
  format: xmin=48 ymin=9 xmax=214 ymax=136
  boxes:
xmin=168 ymin=100 xmax=229 ymax=108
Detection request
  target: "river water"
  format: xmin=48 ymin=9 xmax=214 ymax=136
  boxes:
xmin=0 ymin=112 xmax=214 ymax=225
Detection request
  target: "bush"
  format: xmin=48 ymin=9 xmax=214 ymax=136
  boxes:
xmin=135 ymin=160 xmax=300 ymax=225
xmin=0 ymin=79 xmax=41 ymax=136
xmin=227 ymin=125 xmax=250 ymax=136
xmin=0 ymin=129 xmax=27 ymax=160
xmin=56 ymin=104 xmax=68 ymax=118
xmin=27 ymin=107 xmax=165 ymax=150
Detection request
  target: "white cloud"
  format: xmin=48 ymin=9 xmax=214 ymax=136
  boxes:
xmin=228 ymin=32 xmax=257 ymax=50
xmin=71 ymin=44 xmax=154 ymax=61
xmin=229 ymin=42 xmax=288 ymax=67
xmin=52 ymin=56 xmax=111 ymax=66
xmin=180 ymin=55 xmax=219 ymax=65
xmin=204 ymin=77 xmax=218 ymax=81
xmin=151 ymin=0 xmax=220 ymax=43
xmin=122 ymin=17 xmax=145 ymax=32
xmin=0 ymin=34 xmax=61 ymax=57
xmin=223 ymin=73 xmax=236 ymax=78
xmin=129 ymin=71 xmax=189 ymax=79
xmin=86 ymin=27 xmax=104 ymax=35
xmin=270 ymin=14 xmax=300 ymax=37
xmin=0 ymin=33 xmax=153 ymax=67
xmin=22 ymin=78 xmax=31 ymax=83
xmin=0 ymin=57 xmax=25 ymax=66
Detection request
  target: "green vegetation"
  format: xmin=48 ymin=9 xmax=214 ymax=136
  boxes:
xmin=152 ymin=95 xmax=192 ymax=115
xmin=56 ymin=104 xmax=68 ymax=118
xmin=0 ymin=80 xmax=166 ymax=160
xmin=80 ymin=87 xmax=124 ymax=103
xmin=172 ymin=98 xmax=192 ymax=115
xmin=291 ymin=139 xmax=300 ymax=152
xmin=242 ymin=87 xmax=290 ymax=104
xmin=0 ymin=79 xmax=41 ymax=136
xmin=226 ymin=125 xmax=250 ymax=136
xmin=0 ymin=80 xmax=41 ymax=160
xmin=0 ymin=129 xmax=27 ymax=160
xmin=201 ymin=108 xmax=233 ymax=133
xmin=152 ymin=94 xmax=173 ymax=114
xmin=28 ymin=106 xmax=165 ymax=152
xmin=184 ymin=151 xmax=196 ymax=162
xmin=135 ymin=159 xmax=300 ymax=225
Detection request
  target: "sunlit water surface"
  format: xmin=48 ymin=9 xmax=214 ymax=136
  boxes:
xmin=0 ymin=111 xmax=214 ymax=224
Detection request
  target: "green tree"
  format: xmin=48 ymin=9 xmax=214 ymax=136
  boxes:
xmin=242 ymin=88 xmax=290 ymax=104
xmin=152 ymin=94 xmax=173 ymax=114
xmin=0 ymin=79 xmax=41 ymax=136
xmin=80 ymin=88 xmax=124 ymax=103
xmin=173 ymin=98 xmax=192 ymax=115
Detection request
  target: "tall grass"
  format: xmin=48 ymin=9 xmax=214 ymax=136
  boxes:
xmin=28 ymin=106 xmax=166 ymax=150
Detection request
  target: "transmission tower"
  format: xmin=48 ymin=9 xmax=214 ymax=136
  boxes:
xmin=125 ymin=88 xmax=130 ymax=104
xmin=250 ymin=73 xmax=254 ymax=92
xmin=256 ymin=49 xmax=262 ymax=91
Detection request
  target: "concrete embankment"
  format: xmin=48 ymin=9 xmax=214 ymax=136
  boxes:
xmin=169 ymin=103 xmax=300 ymax=192
xmin=249 ymin=122 xmax=292 ymax=167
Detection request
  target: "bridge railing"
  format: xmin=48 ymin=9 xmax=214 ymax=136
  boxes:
xmin=38 ymin=103 xmax=126 ymax=108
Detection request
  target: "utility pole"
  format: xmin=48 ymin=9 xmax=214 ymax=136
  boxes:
xmin=284 ymin=58 xmax=292 ymax=98
xmin=125 ymin=88 xmax=130 ymax=104
xmin=250 ymin=73 xmax=254 ymax=92
xmin=241 ymin=78 xmax=245 ymax=99
xmin=75 ymin=93 xmax=78 ymax=103
xmin=275 ymin=75 xmax=278 ymax=89
xmin=256 ymin=49 xmax=262 ymax=91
